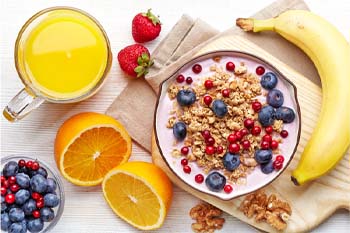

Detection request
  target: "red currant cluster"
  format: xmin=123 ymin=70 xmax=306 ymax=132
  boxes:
xmin=176 ymin=63 xmax=203 ymax=85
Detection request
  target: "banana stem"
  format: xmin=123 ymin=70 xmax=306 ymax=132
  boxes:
xmin=236 ymin=18 xmax=275 ymax=32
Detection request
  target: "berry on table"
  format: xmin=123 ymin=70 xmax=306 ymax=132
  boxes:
xmin=265 ymin=126 xmax=273 ymax=134
xmin=256 ymin=66 xmax=265 ymax=75
xmin=251 ymin=125 xmax=262 ymax=136
xmin=195 ymin=174 xmax=204 ymax=184
xmin=226 ymin=62 xmax=235 ymax=71
xmin=204 ymin=80 xmax=214 ymax=89
xmin=186 ymin=76 xmax=193 ymax=84
xmin=244 ymin=118 xmax=254 ymax=129
xmin=228 ymin=143 xmax=240 ymax=154
xmin=132 ymin=9 xmax=161 ymax=43
xmin=181 ymin=159 xmax=188 ymax=166
xmin=176 ymin=74 xmax=185 ymax=83
xmin=224 ymin=184 xmax=233 ymax=194
xmin=280 ymin=130 xmax=289 ymax=138
xmin=203 ymin=95 xmax=213 ymax=106
xmin=183 ymin=165 xmax=191 ymax=174
xmin=181 ymin=146 xmax=189 ymax=156
xmin=192 ymin=64 xmax=202 ymax=74
xmin=222 ymin=89 xmax=230 ymax=97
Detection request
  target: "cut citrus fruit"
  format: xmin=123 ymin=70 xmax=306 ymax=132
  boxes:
xmin=54 ymin=112 xmax=131 ymax=186
xmin=102 ymin=161 xmax=173 ymax=230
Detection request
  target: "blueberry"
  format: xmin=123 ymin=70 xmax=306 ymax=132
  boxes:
xmin=223 ymin=153 xmax=240 ymax=171
xmin=8 ymin=222 xmax=26 ymax=233
xmin=1 ymin=202 xmax=7 ymax=213
xmin=255 ymin=150 xmax=273 ymax=164
xmin=44 ymin=193 xmax=59 ymax=208
xmin=20 ymin=220 xmax=27 ymax=233
xmin=27 ymin=218 xmax=44 ymax=233
xmin=18 ymin=167 xmax=29 ymax=175
xmin=267 ymin=89 xmax=284 ymax=108
xmin=3 ymin=161 xmax=19 ymax=177
xmin=211 ymin=100 xmax=228 ymax=118
xmin=173 ymin=121 xmax=187 ymax=141
xmin=40 ymin=207 xmax=55 ymax=222
xmin=258 ymin=105 xmax=275 ymax=127
xmin=22 ymin=199 xmax=36 ymax=216
xmin=9 ymin=208 xmax=25 ymax=222
xmin=46 ymin=178 xmax=57 ymax=193
xmin=176 ymin=89 xmax=196 ymax=106
xmin=261 ymin=160 xmax=274 ymax=174
xmin=30 ymin=174 xmax=47 ymax=193
xmin=16 ymin=173 xmax=30 ymax=189
xmin=275 ymin=106 xmax=295 ymax=123
xmin=260 ymin=72 xmax=278 ymax=90
xmin=36 ymin=167 xmax=48 ymax=178
xmin=15 ymin=189 xmax=30 ymax=205
xmin=205 ymin=172 xmax=226 ymax=192
xmin=1 ymin=212 xmax=10 ymax=231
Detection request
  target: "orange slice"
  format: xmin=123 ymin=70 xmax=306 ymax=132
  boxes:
xmin=102 ymin=161 xmax=173 ymax=230
xmin=54 ymin=112 xmax=131 ymax=186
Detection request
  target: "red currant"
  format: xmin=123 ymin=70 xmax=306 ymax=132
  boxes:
xmin=235 ymin=131 xmax=243 ymax=141
xmin=216 ymin=146 xmax=224 ymax=154
xmin=176 ymin=74 xmax=185 ymax=83
xmin=181 ymin=159 xmax=188 ymax=166
xmin=205 ymin=137 xmax=215 ymax=146
xmin=244 ymin=119 xmax=254 ymax=129
xmin=256 ymin=66 xmax=265 ymax=75
xmin=181 ymin=146 xmax=189 ymax=156
xmin=26 ymin=161 xmax=33 ymax=169
xmin=228 ymin=143 xmax=240 ymax=153
xmin=222 ymin=89 xmax=230 ymax=97
xmin=195 ymin=174 xmax=204 ymax=183
xmin=201 ymin=130 xmax=211 ymax=140
xmin=240 ymin=128 xmax=249 ymax=136
xmin=186 ymin=76 xmax=193 ymax=84
xmin=204 ymin=80 xmax=214 ymax=89
xmin=2 ymin=180 xmax=9 ymax=188
xmin=271 ymin=140 xmax=279 ymax=150
xmin=252 ymin=101 xmax=262 ymax=112
xmin=280 ymin=130 xmax=289 ymax=138
xmin=192 ymin=64 xmax=202 ymax=74
xmin=275 ymin=155 xmax=285 ymax=163
xmin=8 ymin=176 xmax=16 ymax=184
xmin=251 ymin=125 xmax=261 ymax=136
xmin=273 ymin=160 xmax=283 ymax=170
xmin=10 ymin=184 xmax=20 ymax=193
xmin=226 ymin=61 xmax=235 ymax=71
xmin=5 ymin=193 xmax=15 ymax=204
xmin=224 ymin=184 xmax=233 ymax=193
xmin=1 ymin=176 xmax=5 ymax=184
xmin=32 ymin=192 xmax=41 ymax=201
xmin=1 ymin=187 xmax=6 ymax=196
xmin=242 ymin=140 xmax=251 ymax=150
xmin=18 ymin=159 xmax=26 ymax=167
xmin=31 ymin=161 xmax=40 ymax=171
xmin=227 ymin=134 xmax=237 ymax=143
xmin=36 ymin=200 xmax=44 ymax=209
xmin=32 ymin=210 xmax=41 ymax=218
xmin=262 ymin=134 xmax=272 ymax=143
xmin=203 ymin=95 xmax=213 ymax=106
xmin=183 ymin=165 xmax=191 ymax=174
xmin=265 ymin=126 xmax=273 ymax=134
xmin=205 ymin=146 xmax=215 ymax=155
xmin=261 ymin=141 xmax=270 ymax=150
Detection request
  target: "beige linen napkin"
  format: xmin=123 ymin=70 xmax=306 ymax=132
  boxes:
xmin=106 ymin=0 xmax=316 ymax=151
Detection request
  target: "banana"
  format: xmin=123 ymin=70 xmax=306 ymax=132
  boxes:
xmin=236 ymin=10 xmax=350 ymax=185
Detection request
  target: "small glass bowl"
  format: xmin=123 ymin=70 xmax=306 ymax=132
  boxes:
xmin=1 ymin=155 xmax=65 ymax=232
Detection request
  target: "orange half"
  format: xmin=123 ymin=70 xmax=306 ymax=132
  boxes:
xmin=54 ymin=112 xmax=131 ymax=186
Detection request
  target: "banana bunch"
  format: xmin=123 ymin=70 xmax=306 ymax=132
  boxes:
xmin=236 ymin=10 xmax=350 ymax=185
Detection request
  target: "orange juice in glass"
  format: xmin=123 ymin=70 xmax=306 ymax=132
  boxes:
xmin=4 ymin=7 xmax=112 ymax=122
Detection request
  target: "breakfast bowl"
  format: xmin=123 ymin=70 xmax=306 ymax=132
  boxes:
xmin=1 ymin=155 xmax=65 ymax=232
xmin=154 ymin=51 xmax=301 ymax=200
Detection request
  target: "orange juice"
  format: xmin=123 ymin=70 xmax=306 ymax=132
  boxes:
xmin=17 ymin=9 xmax=110 ymax=100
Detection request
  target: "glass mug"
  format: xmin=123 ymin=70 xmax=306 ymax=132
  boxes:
xmin=3 ymin=7 xmax=112 ymax=122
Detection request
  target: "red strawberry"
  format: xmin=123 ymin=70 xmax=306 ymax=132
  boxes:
xmin=117 ymin=44 xmax=153 ymax=78
xmin=132 ymin=9 xmax=161 ymax=43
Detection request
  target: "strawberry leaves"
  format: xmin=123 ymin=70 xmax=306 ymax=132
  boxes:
xmin=142 ymin=9 xmax=161 ymax=26
xmin=134 ymin=52 xmax=153 ymax=77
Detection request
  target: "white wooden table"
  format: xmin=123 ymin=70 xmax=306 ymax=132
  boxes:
xmin=1 ymin=0 xmax=349 ymax=232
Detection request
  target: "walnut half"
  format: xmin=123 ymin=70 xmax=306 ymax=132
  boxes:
xmin=190 ymin=203 xmax=225 ymax=233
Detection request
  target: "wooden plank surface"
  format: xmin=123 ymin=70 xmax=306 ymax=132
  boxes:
xmin=1 ymin=0 xmax=349 ymax=232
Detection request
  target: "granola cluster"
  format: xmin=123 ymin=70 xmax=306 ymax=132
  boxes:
xmin=239 ymin=190 xmax=292 ymax=231
xmin=189 ymin=203 xmax=225 ymax=233
xmin=167 ymin=62 xmax=284 ymax=183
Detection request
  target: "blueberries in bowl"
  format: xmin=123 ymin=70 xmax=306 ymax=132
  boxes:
xmin=223 ymin=153 xmax=240 ymax=171
xmin=176 ymin=89 xmax=196 ymax=106
xmin=275 ymin=106 xmax=295 ymax=123
xmin=267 ymin=89 xmax=284 ymax=108
xmin=258 ymin=105 xmax=275 ymax=127
xmin=16 ymin=173 xmax=30 ymax=189
xmin=3 ymin=161 xmax=19 ymax=177
xmin=30 ymin=175 xmax=48 ymax=194
xmin=15 ymin=189 xmax=30 ymax=205
xmin=1 ymin=212 xmax=10 ymax=231
xmin=260 ymin=72 xmax=278 ymax=90
xmin=9 ymin=208 xmax=25 ymax=222
xmin=27 ymin=218 xmax=44 ymax=233
xmin=211 ymin=100 xmax=228 ymax=118
xmin=255 ymin=150 xmax=273 ymax=164
xmin=173 ymin=121 xmax=187 ymax=141
xmin=44 ymin=194 xmax=59 ymax=208
xmin=205 ymin=172 xmax=226 ymax=192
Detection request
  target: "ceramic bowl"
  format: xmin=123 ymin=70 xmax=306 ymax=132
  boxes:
xmin=154 ymin=50 xmax=301 ymax=200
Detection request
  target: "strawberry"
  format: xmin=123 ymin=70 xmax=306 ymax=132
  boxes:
xmin=132 ymin=9 xmax=161 ymax=43
xmin=117 ymin=44 xmax=153 ymax=78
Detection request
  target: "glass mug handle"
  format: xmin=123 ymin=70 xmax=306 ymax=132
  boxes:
xmin=3 ymin=88 xmax=45 ymax=122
